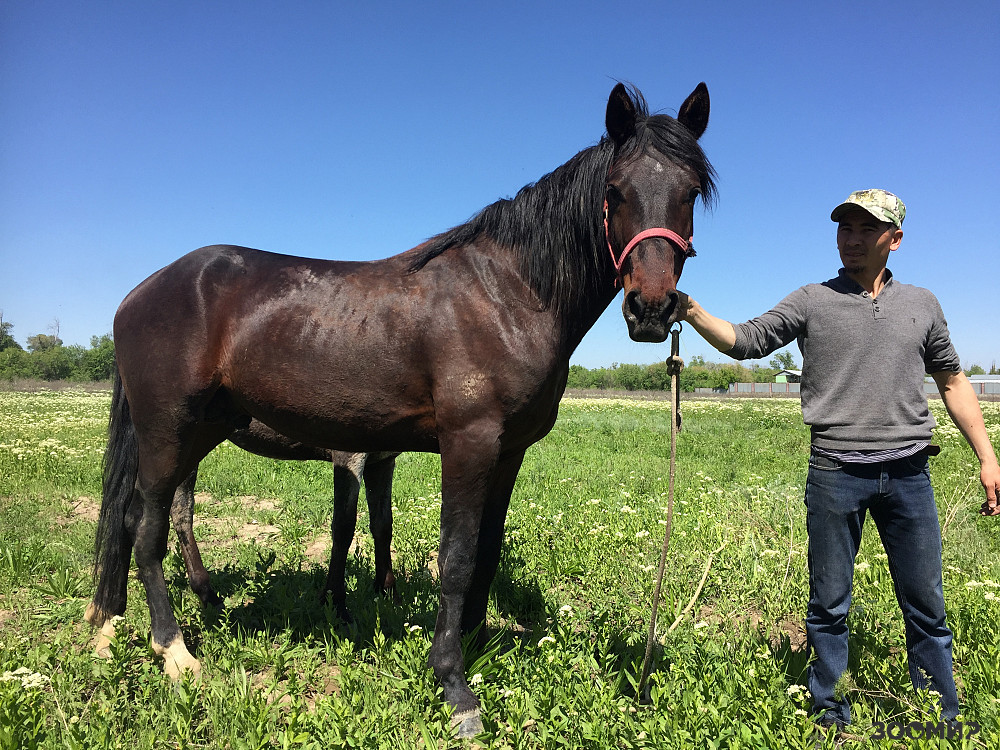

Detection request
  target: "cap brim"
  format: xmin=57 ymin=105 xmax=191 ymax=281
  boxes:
xmin=830 ymin=201 xmax=895 ymax=225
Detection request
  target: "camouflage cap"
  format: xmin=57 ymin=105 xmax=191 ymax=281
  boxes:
xmin=830 ymin=189 xmax=905 ymax=228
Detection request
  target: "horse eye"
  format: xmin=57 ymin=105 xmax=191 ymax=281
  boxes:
xmin=606 ymin=185 xmax=625 ymax=206
xmin=687 ymin=187 xmax=702 ymax=204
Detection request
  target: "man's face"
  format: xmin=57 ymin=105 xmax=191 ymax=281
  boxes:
xmin=836 ymin=208 xmax=902 ymax=276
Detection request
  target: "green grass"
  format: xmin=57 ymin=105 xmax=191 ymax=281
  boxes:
xmin=1 ymin=390 xmax=998 ymax=748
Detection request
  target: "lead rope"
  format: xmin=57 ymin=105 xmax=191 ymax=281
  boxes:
xmin=637 ymin=323 xmax=683 ymax=702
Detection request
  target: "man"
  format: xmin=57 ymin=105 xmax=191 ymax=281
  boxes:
xmin=680 ymin=189 xmax=1000 ymax=729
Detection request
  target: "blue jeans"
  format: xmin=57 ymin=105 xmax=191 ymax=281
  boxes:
xmin=804 ymin=451 xmax=959 ymax=725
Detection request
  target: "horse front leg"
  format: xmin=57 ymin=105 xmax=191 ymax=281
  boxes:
xmin=461 ymin=450 xmax=524 ymax=642
xmin=363 ymin=454 xmax=398 ymax=600
xmin=169 ymin=467 xmax=222 ymax=607
xmin=429 ymin=428 xmax=501 ymax=738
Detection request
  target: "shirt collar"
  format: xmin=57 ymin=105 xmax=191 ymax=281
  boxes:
xmin=834 ymin=267 xmax=895 ymax=295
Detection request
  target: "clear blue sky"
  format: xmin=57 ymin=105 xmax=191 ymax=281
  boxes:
xmin=2 ymin=1 xmax=997 ymax=371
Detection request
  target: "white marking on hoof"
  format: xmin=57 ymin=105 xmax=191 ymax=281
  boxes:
xmin=84 ymin=601 xmax=107 ymax=626
xmin=153 ymin=636 xmax=201 ymax=680
xmin=94 ymin=619 xmax=118 ymax=659
xmin=86 ymin=605 xmax=121 ymax=659
xmin=451 ymin=708 xmax=484 ymax=738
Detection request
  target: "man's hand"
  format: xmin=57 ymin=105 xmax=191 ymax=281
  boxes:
xmin=674 ymin=292 xmax=736 ymax=353
xmin=675 ymin=291 xmax=692 ymax=321
xmin=932 ymin=370 xmax=1000 ymax=517
xmin=980 ymin=461 xmax=1000 ymax=516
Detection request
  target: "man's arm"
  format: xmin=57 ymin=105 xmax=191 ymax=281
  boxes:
xmin=932 ymin=370 xmax=1000 ymax=515
xmin=678 ymin=294 xmax=737 ymax=353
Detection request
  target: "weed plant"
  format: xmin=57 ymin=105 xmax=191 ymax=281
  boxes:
xmin=1 ymin=390 xmax=997 ymax=748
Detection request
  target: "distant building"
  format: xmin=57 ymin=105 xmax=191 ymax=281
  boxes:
xmin=775 ymin=369 xmax=802 ymax=383
xmin=924 ymin=374 xmax=1000 ymax=396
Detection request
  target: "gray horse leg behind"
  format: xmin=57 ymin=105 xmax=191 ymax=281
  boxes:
xmin=170 ymin=435 xmax=399 ymax=620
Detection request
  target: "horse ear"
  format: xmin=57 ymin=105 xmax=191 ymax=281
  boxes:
xmin=677 ymin=82 xmax=710 ymax=139
xmin=606 ymin=83 xmax=637 ymax=146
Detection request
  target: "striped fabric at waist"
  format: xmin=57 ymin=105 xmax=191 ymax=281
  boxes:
xmin=811 ymin=441 xmax=930 ymax=465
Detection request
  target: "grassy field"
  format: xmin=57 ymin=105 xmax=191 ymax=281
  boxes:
xmin=1 ymin=389 xmax=998 ymax=749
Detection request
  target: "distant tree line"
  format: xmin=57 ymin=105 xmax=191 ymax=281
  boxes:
xmin=0 ymin=319 xmax=115 ymax=382
xmin=567 ymin=353 xmax=796 ymax=393
xmin=568 ymin=350 xmax=998 ymax=393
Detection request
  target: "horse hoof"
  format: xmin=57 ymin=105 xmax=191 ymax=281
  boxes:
xmin=84 ymin=601 xmax=112 ymax=627
xmin=323 ymin=598 xmax=355 ymax=625
xmin=154 ymin=636 xmax=202 ymax=680
xmin=94 ymin=632 xmax=113 ymax=659
xmin=84 ymin=602 xmax=100 ymax=626
xmin=89 ymin=611 xmax=120 ymax=659
xmin=199 ymin=591 xmax=224 ymax=608
xmin=451 ymin=708 xmax=484 ymax=738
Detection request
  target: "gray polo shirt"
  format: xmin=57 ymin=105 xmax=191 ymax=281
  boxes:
xmin=727 ymin=269 xmax=961 ymax=450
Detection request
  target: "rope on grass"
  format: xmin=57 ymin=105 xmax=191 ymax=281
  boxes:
xmin=637 ymin=325 xmax=683 ymax=700
xmin=666 ymin=540 xmax=727 ymax=634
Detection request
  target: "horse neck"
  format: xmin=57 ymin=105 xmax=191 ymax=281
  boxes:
xmin=516 ymin=143 xmax=621 ymax=354
xmin=554 ymin=277 xmax=620 ymax=359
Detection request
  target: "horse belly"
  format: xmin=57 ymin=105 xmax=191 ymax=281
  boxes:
xmin=224 ymin=348 xmax=437 ymax=454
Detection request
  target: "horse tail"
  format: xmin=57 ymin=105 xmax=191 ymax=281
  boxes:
xmin=92 ymin=362 xmax=139 ymax=619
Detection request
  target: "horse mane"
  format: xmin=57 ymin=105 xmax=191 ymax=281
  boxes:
xmin=407 ymin=85 xmax=716 ymax=315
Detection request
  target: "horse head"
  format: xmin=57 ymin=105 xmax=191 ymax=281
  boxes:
xmin=604 ymin=82 xmax=712 ymax=343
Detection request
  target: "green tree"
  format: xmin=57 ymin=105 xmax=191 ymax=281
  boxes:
xmin=0 ymin=348 xmax=31 ymax=380
xmin=28 ymin=346 xmax=76 ymax=380
xmin=0 ymin=318 xmax=21 ymax=351
xmin=769 ymin=350 xmax=797 ymax=371
xmin=80 ymin=334 xmax=115 ymax=380
xmin=965 ymin=363 xmax=986 ymax=376
xmin=710 ymin=364 xmax=744 ymax=390
xmin=679 ymin=364 xmax=716 ymax=392
xmin=614 ymin=363 xmax=649 ymax=391
xmin=26 ymin=333 xmax=62 ymax=352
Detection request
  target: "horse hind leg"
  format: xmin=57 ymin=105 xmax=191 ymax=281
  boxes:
xmin=88 ymin=370 xmax=142 ymax=655
xmin=86 ymin=494 xmax=144 ymax=657
xmin=127 ymin=420 xmax=237 ymax=680
xmin=170 ymin=466 xmax=223 ymax=607
xmin=130 ymin=474 xmax=201 ymax=678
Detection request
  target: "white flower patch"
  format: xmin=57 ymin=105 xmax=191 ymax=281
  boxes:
xmin=1 ymin=667 xmax=50 ymax=689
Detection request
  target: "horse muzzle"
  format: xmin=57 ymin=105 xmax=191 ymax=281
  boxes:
xmin=623 ymin=289 xmax=679 ymax=343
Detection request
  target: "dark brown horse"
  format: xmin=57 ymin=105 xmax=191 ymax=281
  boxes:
xmin=88 ymin=82 xmax=714 ymax=736
xmin=169 ymin=420 xmax=398 ymax=618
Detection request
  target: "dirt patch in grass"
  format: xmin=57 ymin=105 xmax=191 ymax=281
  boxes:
xmin=191 ymin=493 xmax=282 ymax=544
xmin=745 ymin=608 xmax=807 ymax=653
xmin=67 ymin=496 xmax=100 ymax=523
xmin=252 ymin=663 xmax=343 ymax=711
xmin=695 ymin=604 xmax=807 ymax=653
xmin=304 ymin=536 xmax=331 ymax=563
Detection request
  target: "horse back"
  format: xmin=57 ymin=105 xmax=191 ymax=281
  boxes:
xmin=114 ymin=244 xmax=567 ymax=454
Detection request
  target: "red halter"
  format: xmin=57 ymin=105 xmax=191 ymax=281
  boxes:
xmin=603 ymin=200 xmax=693 ymax=287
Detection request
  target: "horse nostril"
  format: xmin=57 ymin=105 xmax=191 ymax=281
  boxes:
xmin=624 ymin=290 xmax=645 ymax=323
xmin=664 ymin=292 xmax=679 ymax=321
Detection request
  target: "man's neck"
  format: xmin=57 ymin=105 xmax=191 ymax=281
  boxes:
xmin=846 ymin=267 xmax=888 ymax=297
